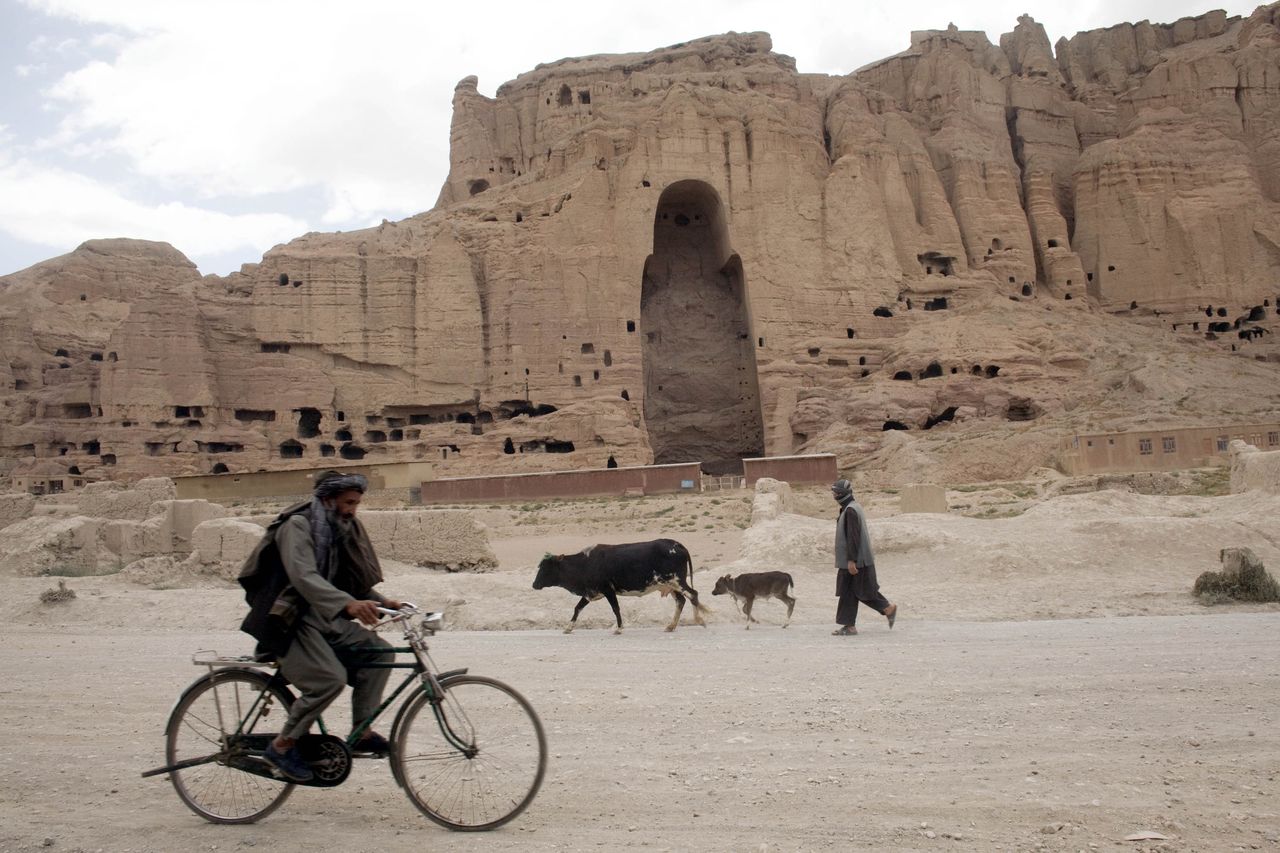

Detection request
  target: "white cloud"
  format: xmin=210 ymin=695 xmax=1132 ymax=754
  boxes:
xmin=33 ymin=1 xmax=457 ymax=225
xmin=4 ymin=0 xmax=1266 ymax=279
xmin=0 ymin=156 xmax=307 ymax=262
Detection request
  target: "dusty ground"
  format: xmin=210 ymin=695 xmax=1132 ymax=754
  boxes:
xmin=0 ymin=617 xmax=1277 ymax=852
xmin=1 ymin=480 xmax=1279 ymax=851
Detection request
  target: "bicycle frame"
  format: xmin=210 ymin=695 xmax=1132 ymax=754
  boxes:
xmin=144 ymin=608 xmax=475 ymax=779
xmin=339 ymin=645 xmax=471 ymax=755
xmin=147 ymin=606 xmax=547 ymax=831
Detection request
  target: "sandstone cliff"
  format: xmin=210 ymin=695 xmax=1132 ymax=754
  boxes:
xmin=3 ymin=6 xmax=1280 ymax=487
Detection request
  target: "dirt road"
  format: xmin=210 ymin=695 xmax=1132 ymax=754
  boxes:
xmin=1 ymin=613 xmax=1277 ymax=852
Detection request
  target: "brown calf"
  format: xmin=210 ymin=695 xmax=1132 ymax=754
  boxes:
xmin=711 ymin=571 xmax=796 ymax=629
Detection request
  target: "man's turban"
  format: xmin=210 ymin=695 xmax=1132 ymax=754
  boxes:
xmin=314 ymin=471 xmax=369 ymax=498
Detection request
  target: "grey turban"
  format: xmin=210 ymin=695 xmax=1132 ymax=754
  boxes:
xmin=310 ymin=472 xmax=368 ymax=571
xmin=314 ymin=472 xmax=368 ymax=498
xmin=831 ymin=479 xmax=853 ymax=501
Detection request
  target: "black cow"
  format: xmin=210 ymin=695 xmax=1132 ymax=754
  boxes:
xmin=532 ymin=539 xmax=708 ymax=634
xmin=712 ymin=571 xmax=796 ymax=629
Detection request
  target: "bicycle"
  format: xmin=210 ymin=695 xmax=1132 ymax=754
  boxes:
xmin=142 ymin=605 xmax=547 ymax=831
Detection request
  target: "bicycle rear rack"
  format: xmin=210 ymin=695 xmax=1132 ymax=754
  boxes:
xmin=192 ymin=650 xmax=278 ymax=669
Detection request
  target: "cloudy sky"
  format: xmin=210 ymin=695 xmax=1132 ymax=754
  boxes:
xmin=0 ymin=0 xmax=1259 ymax=277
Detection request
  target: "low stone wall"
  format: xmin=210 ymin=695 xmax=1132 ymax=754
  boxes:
xmin=174 ymin=462 xmax=433 ymax=502
xmin=742 ymin=454 xmax=837 ymax=488
xmin=419 ymin=462 xmax=702 ymax=504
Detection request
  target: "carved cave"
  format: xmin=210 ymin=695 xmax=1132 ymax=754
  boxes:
xmin=640 ymin=180 xmax=764 ymax=473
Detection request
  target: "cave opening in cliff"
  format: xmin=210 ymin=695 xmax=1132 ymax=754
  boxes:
xmin=640 ymin=180 xmax=763 ymax=474
xmin=296 ymin=408 xmax=322 ymax=438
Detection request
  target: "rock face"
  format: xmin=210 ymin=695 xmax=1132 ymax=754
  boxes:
xmin=4 ymin=8 xmax=1280 ymax=486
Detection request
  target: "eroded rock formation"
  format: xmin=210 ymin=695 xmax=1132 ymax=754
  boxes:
xmin=4 ymin=6 xmax=1280 ymax=486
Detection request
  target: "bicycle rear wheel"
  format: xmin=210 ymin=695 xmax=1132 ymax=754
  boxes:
xmin=166 ymin=668 xmax=295 ymax=824
xmin=393 ymin=675 xmax=547 ymax=831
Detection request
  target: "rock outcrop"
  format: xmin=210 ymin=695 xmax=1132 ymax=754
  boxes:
xmin=4 ymin=8 xmax=1280 ymax=486
xmin=1230 ymin=438 xmax=1280 ymax=492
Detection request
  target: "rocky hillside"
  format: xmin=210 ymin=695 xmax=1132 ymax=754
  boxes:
xmin=3 ymin=6 xmax=1280 ymax=486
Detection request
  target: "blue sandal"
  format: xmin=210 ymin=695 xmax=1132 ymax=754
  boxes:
xmin=263 ymin=741 xmax=314 ymax=782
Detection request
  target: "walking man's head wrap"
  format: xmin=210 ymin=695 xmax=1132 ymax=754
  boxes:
xmin=831 ymin=478 xmax=854 ymax=504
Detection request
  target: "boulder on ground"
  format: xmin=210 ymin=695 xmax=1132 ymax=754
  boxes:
xmin=0 ymin=515 xmax=106 ymax=576
xmin=98 ymin=516 xmax=168 ymax=565
xmin=1230 ymin=440 xmax=1280 ymax=494
xmin=1193 ymin=547 xmax=1280 ymax=603
xmin=360 ymin=510 xmax=497 ymax=572
xmin=154 ymin=500 xmax=231 ymax=552
xmin=191 ymin=518 xmax=267 ymax=581
xmin=97 ymin=499 xmax=230 ymax=564
xmin=750 ymin=478 xmax=794 ymax=524
xmin=0 ymin=492 xmax=36 ymax=531
xmin=76 ymin=477 xmax=177 ymax=520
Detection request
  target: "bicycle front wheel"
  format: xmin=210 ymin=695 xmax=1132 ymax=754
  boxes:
xmin=393 ymin=675 xmax=547 ymax=831
xmin=166 ymin=668 xmax=295 ymax=824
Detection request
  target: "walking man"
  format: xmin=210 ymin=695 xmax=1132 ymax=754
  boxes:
xmin=831 ymin=478 xmax=897 ymax=636
xmin=238 ymin=470 xmax=402 ymax=782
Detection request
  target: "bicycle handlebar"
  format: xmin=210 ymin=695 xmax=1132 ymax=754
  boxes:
xmin=376 ymin=602 xmax=420 ymax=617
xmin=375 ymin=603 xmax=444 ymax=633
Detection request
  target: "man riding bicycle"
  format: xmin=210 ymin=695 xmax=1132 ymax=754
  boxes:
xmin=238 ymin=470 xmax=403 ymax=782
